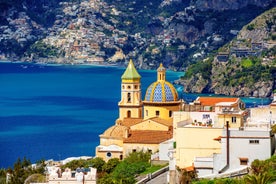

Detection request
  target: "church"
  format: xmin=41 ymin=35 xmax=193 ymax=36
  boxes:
xmin=96 ymin=59 xmax=182 ymax=161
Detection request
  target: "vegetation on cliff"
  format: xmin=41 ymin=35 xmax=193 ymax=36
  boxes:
xmin=181 ymin=7 xmax=276 ymax=97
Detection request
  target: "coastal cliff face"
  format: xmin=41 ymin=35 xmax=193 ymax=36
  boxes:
xmin=176 ymin=7 xmax=276 ymax=98
xmin=193 ymin=0 xmax=273 ymax=11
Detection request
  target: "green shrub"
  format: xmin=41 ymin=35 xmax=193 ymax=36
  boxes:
xmin=246 ymin=24 xmax=255 ymax=30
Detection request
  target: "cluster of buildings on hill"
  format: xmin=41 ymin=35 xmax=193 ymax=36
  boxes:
xmin=215 ymin=40 xmax=276 ymax=62
xmin=95 ymin=59 xmax=276 ymax=183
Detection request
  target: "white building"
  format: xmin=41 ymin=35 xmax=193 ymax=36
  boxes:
xmin=47 ymin=167 xmax=97 ymax=184
xmin=194 ymin=123 xmax=275 ymax=178
xmin=172 ymin=96 xmax=276 ymax=180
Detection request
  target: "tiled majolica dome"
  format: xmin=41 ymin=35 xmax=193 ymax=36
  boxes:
xmin=144 ymin=64 xmax=178 ymax=103
xmin=144 ymin=81 xmax=178 ymax=102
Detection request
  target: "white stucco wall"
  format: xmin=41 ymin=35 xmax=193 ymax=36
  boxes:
xmin=218 ymin=129 xmax=273 ymax=171
xmin=159 ymin=139 xmax=174 ymax=161
xmin=249 ymin=107 xmax=276 ymax=124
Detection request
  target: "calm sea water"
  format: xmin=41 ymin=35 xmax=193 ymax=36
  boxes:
xmin=0 ymin=62 xmax=271 ymax=168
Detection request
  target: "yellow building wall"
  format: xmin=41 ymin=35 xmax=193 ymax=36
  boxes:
xmin=175 ymin=127 xmax=222 ymax=169
xmin=144 ymin=104 xmax=180 ymax=120
xmin=123 ymin=143 xmax=159 ymax=157
xmin=100 ymin=137 xmax=123 ymax=147
xmin=118 ymin=81 xmax=142 ymax=120
xmin=131 ymin=120 xmax=168 ymax=131
xmin=96 ymin=150 xmax=123 ymax=162
xmin=119 ymin=107 xmax=142 ymax=120
xmin=173 ymin=111 xmax=190 ymax=123
xmin=119 ymin=84 xmax=141 ymax=106
xmin=217 ymin=114 xmax=243 ymax=128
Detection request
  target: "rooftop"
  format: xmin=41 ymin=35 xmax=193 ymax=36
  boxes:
xmin=195 ymin=97 xmax=239 ymax=106
xmin=121 ymin=59 xmax=141 ymax=80
xmin=124 ymin=130 xmax=172 ymax=144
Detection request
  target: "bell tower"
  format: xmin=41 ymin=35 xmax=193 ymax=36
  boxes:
xmin=118 ymin=59 xmax=142 ymax=120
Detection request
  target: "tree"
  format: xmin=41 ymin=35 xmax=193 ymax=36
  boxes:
xmin=250 ymin=159 xmax=269 ymax=175
xmin=61 ymin=159 xmax=87 ymax=171
xmin=103 ymin=158 xmax=120 ymax=174
xmin=178 ymin=168 xmax=197 ymax=184
xmin=271 ymin=124 xmax=276 ymax=134
xmin=89 ymin=157 xmax=105 ymax=172
xmin=124 ymin=151 xmax=151 ymax=164
xmin=244 ymin=172 xmax=274 ymax=184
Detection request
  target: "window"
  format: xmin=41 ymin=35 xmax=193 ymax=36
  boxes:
xmin=232 ymin=117 xmax=237 ymax=123
xmin=127 ymin=85 xmax=131 ymax=89
xmin=132 ymin=149 xmax=136 ymax=152
xmin=249 ymin=140 xmax=259 ymax=144
xmin=120 ymin=155 xmax=123 ymax=160
xmin=156 ymin=110 xmax=160 ymax=117
xmin=106 ymin=152 xmax=112 ymax=157
xmin=134 ymin=85 xmax=138 ymax=89
xmin=169 ymin=111 xmax=172 ymax=117
xmin=239 ymin=158 xmax=248 ymax=165
xmin=145 ymin=110 xmax=148 ymax=117
xmin=127 ymin=110 xmax=131 ymax=118
xmin=127 ymin=93 xmax=131 ymax=103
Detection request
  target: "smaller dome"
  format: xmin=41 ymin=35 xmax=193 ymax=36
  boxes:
xmin=102 ymin=125 xmax=128 ymax=138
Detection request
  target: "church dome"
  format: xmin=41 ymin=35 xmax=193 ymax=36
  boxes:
xmin=144 ymin=81 xmax=178 ymax=102
xmin=144 ymin=64 xmax=178 ymax=103
xmin=101 ymin=125 xmax=128 ymax=138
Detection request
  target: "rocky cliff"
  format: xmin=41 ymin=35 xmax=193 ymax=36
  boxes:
xmin=0 ymin=0 xmax=274 ymax=69
xmin=177 ymin=7 xmax=276 ymax=98
xmin=193 ymin=0 xmax=273 ymax=11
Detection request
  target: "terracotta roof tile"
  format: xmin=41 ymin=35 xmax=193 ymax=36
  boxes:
xmin=148 ymin=117 xmax=173 ymax=127
xmin=100 ymin=125 xmax=128 ymax=138
xmin=196 ymin=97 xmax=239 ymax=106
xmin=123 ymin=130 xmax=172 ymax=144
xmin=120 ymin=118 xmax=143 ymax=127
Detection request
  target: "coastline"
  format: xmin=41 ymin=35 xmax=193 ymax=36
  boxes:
xmin=0 ymin=60 xmax=272 ymax=101
xmin=0 ymin=59 xmax=124 ymax=68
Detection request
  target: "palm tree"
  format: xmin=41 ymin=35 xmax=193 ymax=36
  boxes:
xmin=244 ymin=172 xmax=274 ymax=184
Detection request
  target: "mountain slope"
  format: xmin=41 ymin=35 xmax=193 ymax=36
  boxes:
xmin=0 ymin=0 xmax=274 ymax=72
xmin=178 ymin=7 xmax=276 ymax=98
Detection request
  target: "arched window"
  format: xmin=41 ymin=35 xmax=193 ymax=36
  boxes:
xmin=127 ymin=110 xmax=131 ymax=118
xmin=127 ymin=93 xmax=131 ymax=103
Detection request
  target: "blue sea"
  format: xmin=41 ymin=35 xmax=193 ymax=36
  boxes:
xmin=0 ymin=62 xmax=272 ymax=168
